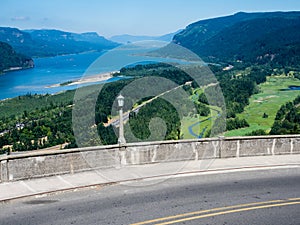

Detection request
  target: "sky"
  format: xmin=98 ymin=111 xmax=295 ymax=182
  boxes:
xmin=2 ymin=0 xmax=300 ymax=38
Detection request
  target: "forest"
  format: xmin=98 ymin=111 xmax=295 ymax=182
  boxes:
xmin=1 ymin=59 xmax=300 ymax=154
xmin=1 ymin=11 xmax=300 ymax=154
xmin=0 ymin=41 xmax=33 ymax=73
xmin=270 ymin=96 xmax=300 ymax=135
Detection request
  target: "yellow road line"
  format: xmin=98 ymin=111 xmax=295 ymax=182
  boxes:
xmin=156 ymin=201 xmax=300 ymax=225
xmin=131 ymin=199 xmax=286 ymax=225
xmin=288 ymin=197 xmax=300 ymax=201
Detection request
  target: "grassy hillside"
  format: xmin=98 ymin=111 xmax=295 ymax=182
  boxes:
xmin=0 ymin=91 xmax=75 ymax=118
xmin=173 ymin=11 xmax=300 ymax=65
xmin=173 ymin=11 xmax=300 ymax=137
xmin=225 ymin=76 xmax=300 ymax=136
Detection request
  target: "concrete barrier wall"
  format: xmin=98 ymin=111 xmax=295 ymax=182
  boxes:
xmin=0 ymin=146 xmax=119 ymax=182
xmin=0 ymin=135 xmax=299 ymax=182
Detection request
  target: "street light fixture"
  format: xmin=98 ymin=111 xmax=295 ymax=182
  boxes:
xmin=117 ymin=94 xmax=124 ymax=107
xmin=117 ymin=94 xmax=126 ymax=144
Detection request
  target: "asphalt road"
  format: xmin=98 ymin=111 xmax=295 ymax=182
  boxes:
xmin=0 ymin=167 xmax=299 ymax=225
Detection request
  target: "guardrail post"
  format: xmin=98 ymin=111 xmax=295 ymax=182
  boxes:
xmin=119 ymin=145 xmax=127 ymax=166
xmin=0 ymin=158 xmax=8 ymax=182
xmin=218 ymin=136 xmax=225 ymax=158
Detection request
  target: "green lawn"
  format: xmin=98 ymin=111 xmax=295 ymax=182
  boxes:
xmin=225 ymin=76 xmax=300 ymax=136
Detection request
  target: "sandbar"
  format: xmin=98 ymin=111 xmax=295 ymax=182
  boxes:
xmin=46 ymin=71 xmax=119 ymax=88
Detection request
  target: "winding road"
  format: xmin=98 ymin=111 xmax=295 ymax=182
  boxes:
xmin=0 ymin=167 xmax=299 ymax=225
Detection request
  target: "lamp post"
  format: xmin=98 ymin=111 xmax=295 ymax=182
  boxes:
xmin=117 ymin=94 xmax=126 ymax=144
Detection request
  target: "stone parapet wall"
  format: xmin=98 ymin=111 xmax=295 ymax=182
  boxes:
xmin=1 ymin=135 xmax=299 ymax=182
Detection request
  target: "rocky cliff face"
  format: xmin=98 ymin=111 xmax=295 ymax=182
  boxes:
xmin=0 ymin=41 xmax=34 ymax=73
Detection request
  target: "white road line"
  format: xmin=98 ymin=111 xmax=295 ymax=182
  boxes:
xmin=20 ymin=181 xmax=36 ymax=193
xmin=57 ymin=175 xmax=75 ymax=187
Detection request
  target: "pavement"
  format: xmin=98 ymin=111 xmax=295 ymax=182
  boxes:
xmin=0 ymin=154 xmax=299 ymax=202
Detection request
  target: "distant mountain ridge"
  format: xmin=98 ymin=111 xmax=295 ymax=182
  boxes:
xmin=173 ymin=11 xmax=300 ymax=65
xmin=0 ymin=27 xmax=119 ymax=57
xmin=0 ymin=41 xmax=34 ymax=73
xmin=110 ymin=30 xmax=182 ymax=44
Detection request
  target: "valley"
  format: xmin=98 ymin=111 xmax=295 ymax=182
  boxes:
xmin=226 ymin=76 xmax=300 ymax=136
xmin=1 ymin=11 xmax=300 ymax=153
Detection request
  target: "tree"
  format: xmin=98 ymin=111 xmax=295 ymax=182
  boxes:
xmin=198 ymin=93 xmax=208 ymax=104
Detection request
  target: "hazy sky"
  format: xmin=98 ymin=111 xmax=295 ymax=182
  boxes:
xmin=2 ymin=0 xmax=300 ymax=38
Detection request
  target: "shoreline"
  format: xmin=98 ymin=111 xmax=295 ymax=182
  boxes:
xmin=46 ymin=71 xmax=119 ymax=88
xmin=0 ymin=71 xmax=122 ymax=102
xmin=2 ymin=65 xmax=34 ymax=74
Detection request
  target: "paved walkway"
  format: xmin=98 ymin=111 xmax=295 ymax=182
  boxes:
xmin=0 ymin=155 xmax=299 ymax=202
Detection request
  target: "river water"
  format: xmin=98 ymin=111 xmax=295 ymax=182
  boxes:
xmin=0 ymin=51 xmax=109 ymax=100
xmin=0 ymin=41 xmax=204 ymax=100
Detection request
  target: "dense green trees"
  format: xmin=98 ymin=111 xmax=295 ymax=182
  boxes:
xmin=198 ymin=93 xmax=209 ymax=104
xmin=118 ymin=63 xmax=192 ymax=85
xmin=173 ymin=11 xmax=300 ymax=66
xmin=128 ymin=98 xmax=181 ymax=141
xmin=1 ymin=59 xmax=300 ymax=154
xmin=0 ymin=63 xmax=197 ymax=152
xmin=0 ymin=92 xmax=74 ymax=118
xmin=270 ymin=96 xmax=300 ymax=135
xmin=0 ymin=99 xmax=74 ymax=152
xmin=226 ymin=118 xmax=249 ymax=131
xmin=0 ymin=41 xmax=33 ymax=73
xmin=245 ymin=129 xmax=267 ymax=136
